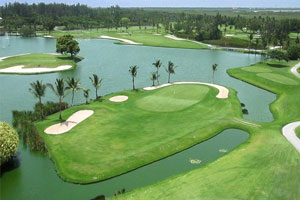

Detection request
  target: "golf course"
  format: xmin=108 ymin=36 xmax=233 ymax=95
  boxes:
xmin=36 ymin=83 xmax=243 ymax=183
xmin=111 ymin=60 xmax=300 ymax=200
xmin=1 ymin=3 xmax=300 ymax=198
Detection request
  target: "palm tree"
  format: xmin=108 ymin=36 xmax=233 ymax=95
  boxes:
xmin=65 ymin=77 xmax=81 ymax=106
xmin=29 ymin=80 xmax=47 ymax=119
xmin=83 ymin=88 xmax=90 ymax=104
xmin=165 ymin=61 xmax=177 ymax=83
xmin=129 ymin=65 xmax=138 ymax=90
xmin=150 ymin=72 xmax=158 ymax=86
xmin=89 ymin=74 xmax=103 ymax=100
xmin=47 ymin=79 xmax=67 ymax=120
xmin=152 ymin=60 xmax=162 ymax=85
xmin=212 ymin=64 xmax=218 ymax=83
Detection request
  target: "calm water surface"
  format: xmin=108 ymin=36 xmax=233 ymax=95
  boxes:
xmin=0 ymin=37 xmax=273 ymax=199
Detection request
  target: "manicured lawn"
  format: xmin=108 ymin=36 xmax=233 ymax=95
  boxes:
xmin=36 ymin=84 xmax=244 ymax=183
xmin=0 ymin=53 xmax=79 ymax=70
xmin=37 ymin=27 xmax=209 ymax=50
xmin=113 ymin=61 xmax=300 ymax=200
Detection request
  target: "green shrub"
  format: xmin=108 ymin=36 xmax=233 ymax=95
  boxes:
xmin=0 ymin=122 xmax=19 ymax=165
xmin=287 ymin=45 xmax=300 ymax=60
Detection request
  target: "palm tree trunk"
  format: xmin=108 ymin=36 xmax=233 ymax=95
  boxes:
xmin=86 ymin=98 xmax=88 ymax=104
xmin=39 ymin=96 xmax=43 ymax=119
xmin=152 ymin=79 xmax=155 ymax=86
xmin=132 ymin=77 xmax=135 ymax=90
xmin=59 ymin=96 xmax=62 ymax=120
xmin=168 ymin=73 xmax=170 ymax=83
xmin=212 ymin=72 xmax=215 ymax=83
xmin=156 ymin=69 xmax=160 ymax=85
xmin=71 ymin=91 xmax=74 ymax=106
xmin=96 ymin=89 xmax=98 ymax=100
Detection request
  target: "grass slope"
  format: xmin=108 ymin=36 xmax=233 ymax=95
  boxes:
xmin=113 ymin=61 xmax=300 ymax=200
xmin=0 ymin=53 xmax=81 ymax=73
xmin=38 ymin=27 xmax=208 ymax=50
xmin=36 ymin=84 xmax=244 ymax=183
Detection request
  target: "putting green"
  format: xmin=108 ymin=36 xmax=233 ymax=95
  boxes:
xmin=242 ymin=67 xmax=272 ymax=73
xmin=136 ymin=85 xmax=210 ymax=112
xmin=257 ymin=73 xmax=299 ymax=85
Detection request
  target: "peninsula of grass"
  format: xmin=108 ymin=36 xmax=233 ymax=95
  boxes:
xmin=112 ymin=61 xmax=300 ymax=200
xmin=38 ymin=27 xmax=209 ymax=50
xmin=36 ymin=84 xmax=247 ymax=184
xmin=0 ymin=53 xmax=83 ymax=74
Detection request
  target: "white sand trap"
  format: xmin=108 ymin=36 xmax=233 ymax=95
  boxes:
xmin=0 ymin=65 xmax=72 ymax=74
xmin=44 ymin=35 xmax=54 ymax=38
xmin=225 ymin=34 xmax=234 ymax=37
xmin=291 ymin=62 xmax=300 ymax=78
xmin=144 ymin=82 xmax=229 ymax=99
xmin=165 ymin=34 xmax=186 ymax=41
xmin=99 ymin=35 xmax=142 ymax=45
xmin=44 ymin=110 xmax=94 ymax=135
xmin=153 ymin=33 xmax=161 ymax=36
xmin=282 ymin=121 xmax=300 ymax=154
xmin=109 ymin=95 xmax=128 ymax=102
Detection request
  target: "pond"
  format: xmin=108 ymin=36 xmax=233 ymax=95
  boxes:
xmin=0 ymin=37 xmax=273 ymax=199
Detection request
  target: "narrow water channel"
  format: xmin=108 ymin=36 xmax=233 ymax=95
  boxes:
xmin=0 ymin=36 xmax=272 ymax=199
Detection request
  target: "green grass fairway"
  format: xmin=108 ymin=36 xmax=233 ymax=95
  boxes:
xmin=257 ymin=73 xmax=299 ymax=85
xmin=136 ymin=85 xmax=210 ymax=112
xmin=38 ymin=27 xmax=209 ymax=50
xmin=0 ymin=53 xmax=80 ymax=72
xmin=36 ymin=84 xmax=243 ymax=183
xmin=242 ymin=66 xmax=272 ymax=73
xmin=113 ymin=61 xmax=300 ymax=200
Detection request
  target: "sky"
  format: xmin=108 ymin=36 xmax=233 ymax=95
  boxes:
xmin=1 ymin=0 xmax=300 ymax=8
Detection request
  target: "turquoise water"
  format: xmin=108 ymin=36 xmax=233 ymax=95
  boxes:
xmin=0 ymin=37 xmax=274 ymax=199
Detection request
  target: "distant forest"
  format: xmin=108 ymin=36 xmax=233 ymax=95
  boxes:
xmin=0 ymin=3 xmax=300 ymax=48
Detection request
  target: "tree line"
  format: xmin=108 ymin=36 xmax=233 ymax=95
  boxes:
xmin=1 ymin=2 xmax=300 ymax=50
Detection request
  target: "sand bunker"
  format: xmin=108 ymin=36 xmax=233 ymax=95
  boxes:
xmin=165 ymin=34 xmax=186 ymax=41
xmin=109 ymin=95 xmax=128 ymax=102
xmin=144 ymin=82 xmax=229 ymax=99
xmin=291 ymin=62 xmax=300 ymax=78
xmin=282 ymin=121 xmax=300 ymax=154
xmin=44 ymin=110 xmax=94 ymax=135
xmin=0 ymin=65 xmax=72 ymax=74
xmin=100 ymin=35 xmax=142 ymax=45
xmin=44 ymin=35 xmax=54 ymax=38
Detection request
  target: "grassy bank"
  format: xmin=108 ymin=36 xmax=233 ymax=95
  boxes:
xmin=0 ymin=53 xmax=82 ymax=74
xmin=36 ymin=84 xmax=246 ymax=183
xmin=113 ymin=61 xmax=300 ymax=199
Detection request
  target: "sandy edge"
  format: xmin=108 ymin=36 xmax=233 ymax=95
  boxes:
xmin=109 ymin=95 xmax=128 ymax=102
xmin=99 ymin=35 xmax=142 ymax=45
xmin=143 ymin=82 xmax=229 ymax=99
xmin=44 ymin=110 xmax=94 ymax=135
xmin=290 ymin=62 xmax=300 ymax=78
xmin=165 ymin=34 xmax=186 ymax=41
xmin=282 ymin=121 xmax=300 ymax=154
xmin=0 ymin=53 xmax=72 ymax=74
